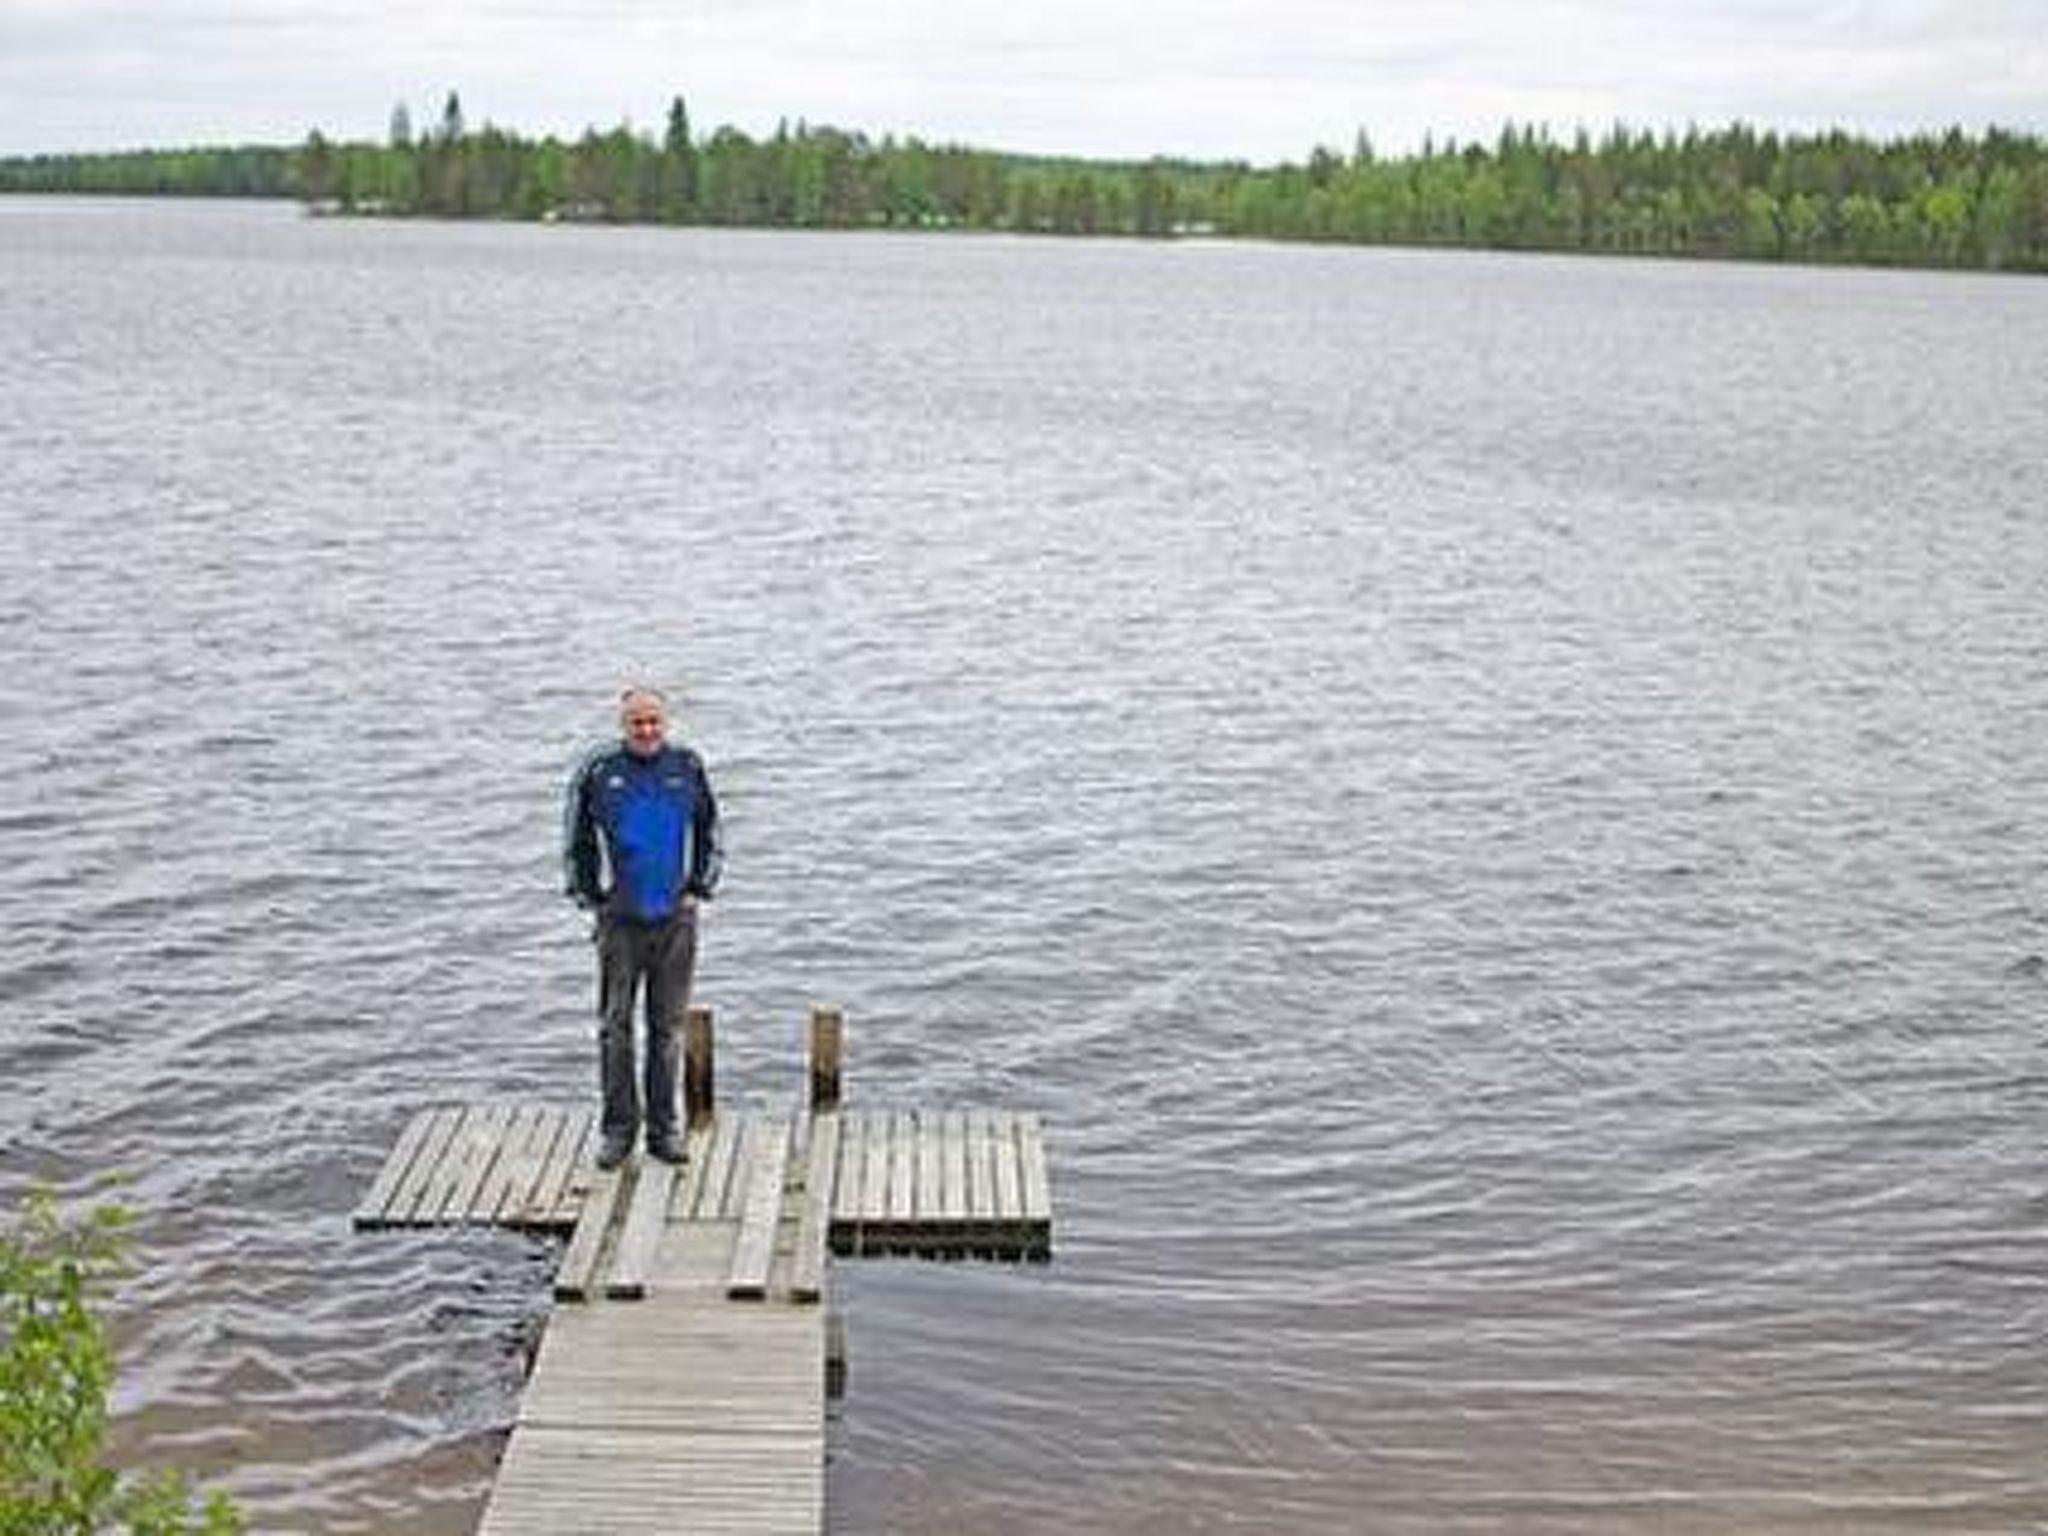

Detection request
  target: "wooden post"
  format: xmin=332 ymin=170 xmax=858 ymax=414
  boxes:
xmin=825 ymin=1310 xmax=848 ymax=1400
xmin=809 ymin=1006 xmax=843 ymax=1110
xmin=685 ymin=1004 xmax=715 ymax=1127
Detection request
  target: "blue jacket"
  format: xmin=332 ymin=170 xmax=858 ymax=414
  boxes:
xmin=563 ymin=742 xmax=722 ymax=921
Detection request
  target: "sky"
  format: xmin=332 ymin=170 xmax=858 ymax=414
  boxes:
xmin=2 ymin=0 xmax=2045 ymax=163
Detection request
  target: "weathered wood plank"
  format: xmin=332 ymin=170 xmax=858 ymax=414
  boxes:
xmin=533 ymin=1110 xmax=596 ymax=1227
xmin=519 ymin=1297 xmax=823 ymax=1434
xmin=666 ymin=1120 xmax=718 ymax=1222
xmin=485 ymin=1291 xmax=825 ymax=1535
xmin=691 ymin=1111 xmax=745 ymax=1221
xmin=857 ymin=1108 xmax=891 ymax=1240
xmin=885 ymin=1109 xmax=916 ymax=1249
xmin=552 ymin=1164 xmax=625 ymax=1302
xmin=727 ymin=1117 xmax=792 ymax=1300
xmin=418 ymin=1104 xmax=499 ymax=1225
xmin=1017 ymin=1111 xmax=1052 ymax=1227
xmin=411 ymin=1104 xmax=491 ymax=1225
xmin=979 ymin=1108 xmax=1017 ymax=1253
xmin=476 ymin=1104 xmax=554 ymax=1223
xmin=789 ymin=1111 xmax=838 ymax=1303
xmin=350 ymin=1107 xmax=438 ymax=1229
xmin=991 ymin=1110 xmax=1023 ymax=1234
xmin=605 ymin=1158 xmax=679 ymax=1300
xmin=828 ymin=1108 xmax=863 ymax=1253
xmin=830 ymin=1111 xmax=862 ymax=1223
xmin=514 ymin=1106 xmax=584 ymax=1224
xmin=939 ymin=1109 xmax=968 ymax=1230
xmin=479 ymin=1427 xmax=823 ymax=1536
xmin=915 ymin=1109 xmax=941 ymax=1222
xmin=401 ymin=1106 xmax=466 ymax=1226
xmin=445 ymin=1101 xmax=517 ymax=1224
xmin=964 ymin=1107 xmax=994 ymax=1250
xmin=382 ymin=1105 xmax=463 ymax=1226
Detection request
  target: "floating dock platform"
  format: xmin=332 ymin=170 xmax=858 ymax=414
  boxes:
xmin=352 ymin=1007 xmax=1053 ymax=1534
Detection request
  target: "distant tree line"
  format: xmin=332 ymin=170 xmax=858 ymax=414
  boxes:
xmin=5 ymin=92 xmax=2046 ymax=272
xmin=0 ymin=145 xmax=290 ymax=197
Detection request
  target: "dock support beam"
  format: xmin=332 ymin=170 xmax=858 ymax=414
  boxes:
xmin=684 ymin=1004 xmax=714 ymax=1127
xmin=809 ymin=1006 xmax=843 ymax=1110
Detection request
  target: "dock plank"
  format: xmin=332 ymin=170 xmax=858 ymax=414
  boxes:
xmin=829 ymin=1109 xmax=863 ymax=1253
xmin=992 ymin=1110 xmax=1023 ymax=1235
xmin=484 ymin=1289 xmax=824 ymax=1536
xmin=471 ymin=1104 xmax=543 ymax=1223
xmin=552 ymin=1165 xmax=625 ymax=1303
xmin=479 ymin=1428 xmax=822 ymax=1535
xmin=444 ymin=1101 xmax=517 ymax=1223
xmin=667 ymin=1121 xmax=718 ymax=1221
xmin=535 ymin=1111 xmax=597 ymax=1227
xmin=727 ymin=1117 xmax=792 ymax=1300
xmin=606 ymin=1159 xmax=679 ymax=1300
xmin=383 ymin=1106 xmax=463 ymax=1226
xmin=350 ymin=1107 xmax=437 ymax=1230
xmin=965 ymin=1107 xmax=994 ymax=1250
xmin=885 ymin=1109 xmax=916 ymax=1249
xmin=830 ymin=1111 xmax=862 ymax=1222
xmin=478 ymin=1104 xmax=561 ymax=1223
xmin=857 ymin=1109 xmax=891 ymax=1242
xmin=520 ymin=1296 xmax=822 ymax=1434
xmin=416 ymin=1105 xmax=498 ymax=1225
xmin=939 ymin=1109 xmax=968 ymax=1227
xmin=789 ymin=1111 xmax=838 ymax=1303
xmin=692 ymin=1112 xmax=746 ymax=1221
xmin=916 ymin=1110 xmax=941 ymax=1223
xmin=1017 ymin=1111 xmax=1052 ymax=1230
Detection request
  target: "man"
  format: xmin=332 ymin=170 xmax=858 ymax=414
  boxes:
xmin=563 ymin=686 xmax=722 ymax=1169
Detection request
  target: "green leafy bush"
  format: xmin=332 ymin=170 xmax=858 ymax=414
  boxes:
xmin=1 ymin=1192 xmax=242 ymax=1536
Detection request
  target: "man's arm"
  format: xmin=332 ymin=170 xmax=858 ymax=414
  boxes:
xmin=689 ymin=758 xmax=723 ymax=899
xmin=562 ymin=749 xmax=607 ymax=909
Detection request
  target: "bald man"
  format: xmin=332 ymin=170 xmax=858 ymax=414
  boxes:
xmin=563 ymin=687 xmax=723 ymax=1168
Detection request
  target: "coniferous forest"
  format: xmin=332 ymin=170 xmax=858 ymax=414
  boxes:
xmin=4 ymin=93 xmax=2045 ymax=272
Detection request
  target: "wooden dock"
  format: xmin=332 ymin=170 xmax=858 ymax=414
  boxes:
xmin=352 ymin=1007 xmax=1052 ymax=1534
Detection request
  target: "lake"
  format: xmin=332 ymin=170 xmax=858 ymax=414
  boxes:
xmin=2 ymin=195 xmax=2045 ymax=1532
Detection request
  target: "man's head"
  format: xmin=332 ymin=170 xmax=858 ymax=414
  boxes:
xmin=619 ymin=687 xmax=669 ymax=758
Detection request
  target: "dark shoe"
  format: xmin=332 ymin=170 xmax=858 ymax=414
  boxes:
xmin=596 ymin=1136 xmax=633 ymax=1171
xmin=646 ymin=1136 xmax=684 ymax=1165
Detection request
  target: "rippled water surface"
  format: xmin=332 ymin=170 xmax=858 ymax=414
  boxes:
xmin=3 ymin=197 xmax=2046 ymax=1533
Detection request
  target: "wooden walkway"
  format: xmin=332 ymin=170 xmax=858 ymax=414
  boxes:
xmin=353 ymin=1104 xmax=1053 ymax=1263
xmin=478 ymin=1120 xmax=826 ymax=1536
xmin=352 ymin=1008 xmax=1052 ymax=1534
xmin=483 ymin=1284 xmax=824 ymax=1533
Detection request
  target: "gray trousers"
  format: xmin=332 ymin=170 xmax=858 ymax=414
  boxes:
xmin=596 ymin=906 xmax=698 ymax=1148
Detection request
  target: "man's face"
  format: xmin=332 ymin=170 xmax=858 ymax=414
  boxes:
xmin=621 ymin=693 xmax=668 ymax=758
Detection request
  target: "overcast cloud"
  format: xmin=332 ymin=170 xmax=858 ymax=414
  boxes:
xmin=2 ymin=0 xmax=2044 ymax=161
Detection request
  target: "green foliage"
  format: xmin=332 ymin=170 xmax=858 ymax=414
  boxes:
xmin=2 ymin=99 xmax=2045 ymax=273
xmin=0 ymin=149 xmax=289 ymax=198
xmin=0 ymin=1192 xmax=242 ymax=1536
